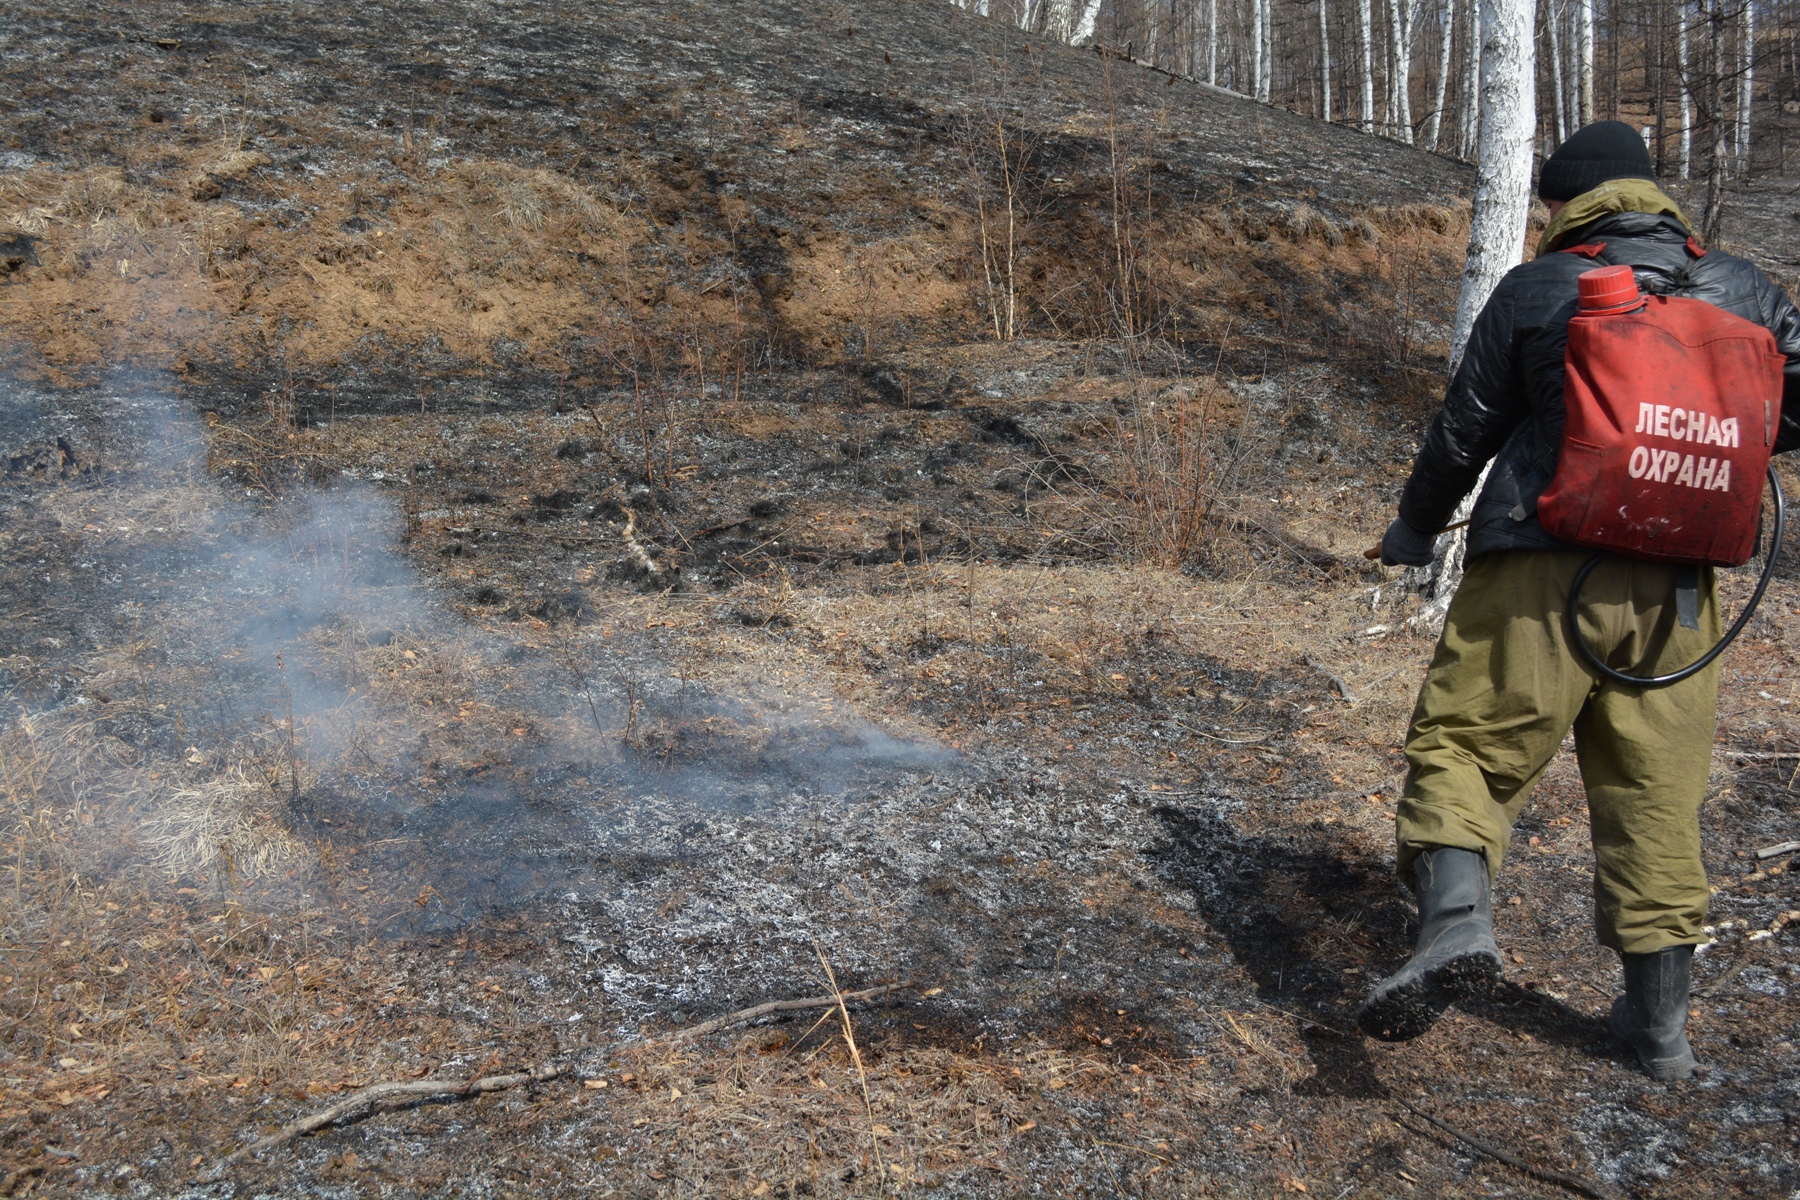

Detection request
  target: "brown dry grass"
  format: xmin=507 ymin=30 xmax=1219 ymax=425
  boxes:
xmin=0 ymin=696 xmax=1293 ymax=1196
xmin=0 ymin=108 xmax=1471 ymax=396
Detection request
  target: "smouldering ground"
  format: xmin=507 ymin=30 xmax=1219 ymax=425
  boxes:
xmin=3 ymin=361 xmax=1800 ymax=1198
xmin=5 ymin=0 xmax=1800 ymax=1194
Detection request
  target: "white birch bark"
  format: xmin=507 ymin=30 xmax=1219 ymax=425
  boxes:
xmin=1387 ymin=0 xmax=1404 ymax=134
xmin=1385 ymin=0 xmax=1426 ymax=139
xmin=1738 ymin=0 xmax=1754 ymax=175
xmin=1576 ymin=0 xmax=1595 ymax=121
xmin=1360 ymin=0 xmax=1377 ymax=130
xmin=1425 ymin=0 xmax=1458 ymax=148
xmin=1321 ymin=0 xmax=1335 ymax=120
xmin=1416 ymin=0 xmax=1537 ymax=629
xmin=1564 ymin=0 xmax=1580 ymax=130
xmin=1253 ymin=0 xmax=1265 ymax=98
xmin=1258 ymin=0 xmax=1274 ymax=101
xmin=1461 ymin=0 xmax=1482 ymax=154
xmin=1398 ymin=0 xmax=1424 ymax=139
xmin=1208 ymin=0 xmax=1219 ymax=83
xmin=1704 ymin=0 xmax=1727 ymax=236
xmin=1073 ymin=0 xmax=1101 ymax=43
xmin=1547 ymin=0 xmax=1569 ymax=142
xmin=1678 ymin=0 xmax=1693 ymax=177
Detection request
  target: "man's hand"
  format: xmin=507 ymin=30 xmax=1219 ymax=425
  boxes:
xmin=1367 ymin=517 xmax=1437 ymax=567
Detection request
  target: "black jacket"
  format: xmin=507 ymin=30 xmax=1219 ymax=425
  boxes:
xmin=1398 ymin=210 xmax=1800 ymax=559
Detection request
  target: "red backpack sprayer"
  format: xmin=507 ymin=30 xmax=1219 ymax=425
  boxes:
xmin=1373 ymin=260 xmax=1788 ymax=686
xmin=1539 ymin=261 xmax=1787 ymax=685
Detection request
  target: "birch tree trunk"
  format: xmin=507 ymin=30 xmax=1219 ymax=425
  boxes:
xmin=1461 ymin=0 xmax=1482 ymax=154
xmin=1425 ymin=0 xmax=1458 ymax=148
xmin=1703 ymin=0 xmax=1727 ymax=238
xmin=1547 ymin=0 xmax=1569 ymax=143
xmin=1073 ymin=0 xmax=1101 ymax=43
xmin=1387 ymin=0 xmax=1404 ymax=134
xmin=1208 ymin=0 xmax=1219 ymax=83
xmin=1321 ymin=0 xmax=1335 ymax=120
xmin=1576 ymin=0 xmax=1595 ymax=121
xmin=1416 ymin=0 xmax=1537 ymax=630
xmin=1737 ymin=0 xmax=1754 ymax=175
xmin=1394 ymin=0 xmax=1422 ymax=140
xmin=1256 ymin=0 xmax=1273 ymax=100
xmin=1361 ymin=0 xmax=1377 ymax=130
xmin=1678 ymin=0 xmax=1693 ymax=177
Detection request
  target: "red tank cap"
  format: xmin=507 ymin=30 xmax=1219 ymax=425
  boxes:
xmin=1577 ymin=264 xmax=1642 ymax=314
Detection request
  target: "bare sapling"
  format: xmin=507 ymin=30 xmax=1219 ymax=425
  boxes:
xmin=960 ymin=54 xmax=1039 ymax=341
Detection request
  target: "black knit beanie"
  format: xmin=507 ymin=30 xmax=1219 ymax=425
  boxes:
xmin=1539 ymin=120 xmax=1656 ymax=201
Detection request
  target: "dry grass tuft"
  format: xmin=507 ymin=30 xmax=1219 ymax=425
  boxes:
xmin=142 ymin=764 xmax=313 ymax=881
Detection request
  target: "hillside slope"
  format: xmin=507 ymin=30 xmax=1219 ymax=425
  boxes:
xmin=2 ymin=0 xmax=1472 ymax=386
xmin=4 ymin=2 xmax=1800 ymax=1199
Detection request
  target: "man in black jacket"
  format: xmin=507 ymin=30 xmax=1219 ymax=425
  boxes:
xmin=1357 ymin=121 xmax=1800 ymax=1080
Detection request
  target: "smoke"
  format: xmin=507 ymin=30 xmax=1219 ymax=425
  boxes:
xmin=2 ymin=372 xmax=952 ymax=924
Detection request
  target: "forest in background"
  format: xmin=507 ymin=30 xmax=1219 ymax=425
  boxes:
xmin=952 ymin=0 xmax=1798 ymax=180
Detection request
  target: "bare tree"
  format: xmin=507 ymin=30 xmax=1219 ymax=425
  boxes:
xmin=1546 ymin=0 xmax=1569 ymax=143
xmin=1388 ymin=0 xmax=1425 ymax=140
xmin=1703 ymin=0 xmax=1727 ymax=237
xmin=1425 ymin=0 xmax=1458 ymax=148
xmin=1207 ymin=0 xmax=1219 ymax=82
xmin=1461 ymin=0 xmax=1482 ymax=153
xmin=1576 ymin=0 xmax=1595 ymax=121
xmin=1319 ymin=0 xmax=1335 ymax=119
xmin=1419 ymin=0 xmax=1537 ymax=628
xmin=1736 ymin=0 xmax=1753 ymax=174
xmin=1360 ymin=0 xmax=1378 ymax=129
xmin=1254 ymin=0 xmax=1273 ymax=99
xmin=1678 ymin=0 xmax=1693 ymax=177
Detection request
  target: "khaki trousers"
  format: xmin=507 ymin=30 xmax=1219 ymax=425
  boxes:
xmin=1395 ymin=551 xmax=1720 ymax=954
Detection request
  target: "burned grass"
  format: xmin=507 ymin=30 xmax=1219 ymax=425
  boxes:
xmin=3 ymin=0 xmax=1800 ymax=1194
xmin=3 ymin=378 xmax=1799 ymax=1195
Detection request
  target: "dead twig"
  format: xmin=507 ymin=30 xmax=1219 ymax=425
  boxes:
xmin=1303 ymin=655 xmax=1356 ymax=704
xmin=1398 ymin=1099 xmax=1622 ymax=1200
xmin=661 ymin=979 xmax=923 ymax=1042
xmin=200 ymin=1063 xmax=560 ymax=1179
xmin=818 ymin=947 xmax=886 ymax=1193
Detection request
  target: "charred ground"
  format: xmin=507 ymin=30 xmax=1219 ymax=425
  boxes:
xmin=3 ymin=0 xmax=1800 ymax=1197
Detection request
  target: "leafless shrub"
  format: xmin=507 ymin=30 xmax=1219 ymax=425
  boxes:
xmin=1111 ymin=380 xmax=1224 ymax=567
xmin=956 ymin=58 xmax=1044 ymax=342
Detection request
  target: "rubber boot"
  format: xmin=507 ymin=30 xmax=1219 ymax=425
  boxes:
xmin=1610 ymin=945 xmax=1697 ymax=1081
xmin=1357 ymin=847 xmax=1504 ymax=1041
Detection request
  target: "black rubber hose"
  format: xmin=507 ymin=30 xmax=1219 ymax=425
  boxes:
xmin=1567 ymin=467 xmax=1786 ymax=688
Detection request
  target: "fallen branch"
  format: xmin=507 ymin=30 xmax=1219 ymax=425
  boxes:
xmin=200 ymin=1063 xmax=560 ymax=1180
xmin=1399 ymin=1099 xmax=1621 ymax=1200
xmin=202 ymin=982 xmax=924 ymax=1178
xmin=1304 ymin=655 xmax=1356 ymax=704
xmin=662 ymin=980 xmax=923 ymax=1042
